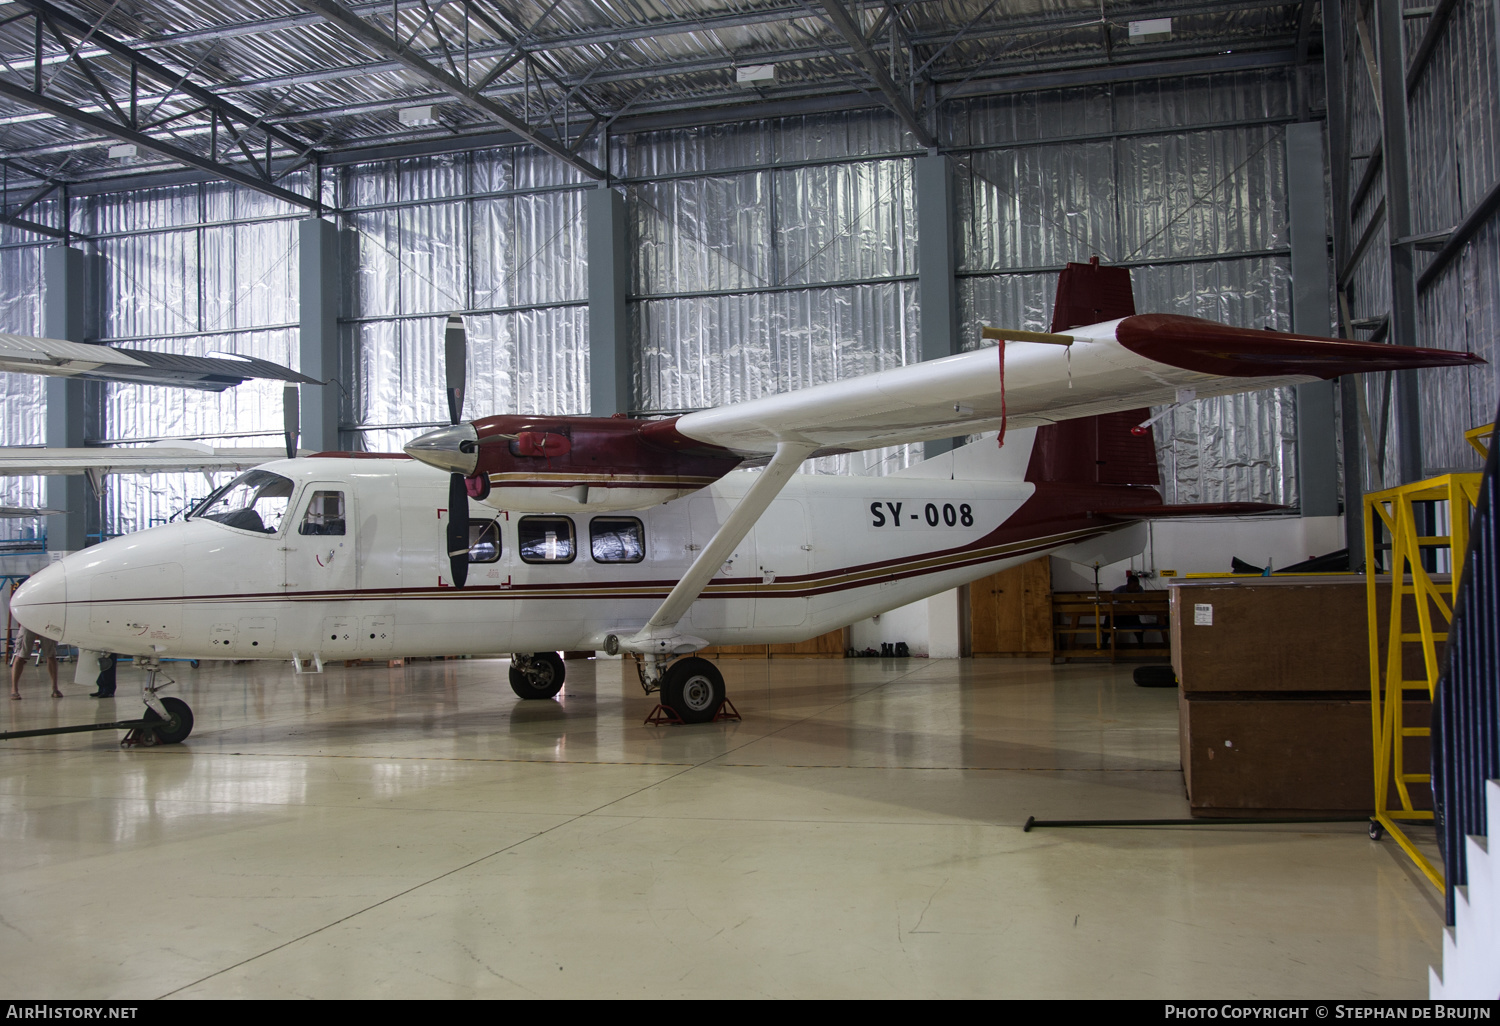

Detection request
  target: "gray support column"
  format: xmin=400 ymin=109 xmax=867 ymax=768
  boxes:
xmin=916 ymin=154 xmax=959 ymax=459
xmin=1323 ymin=0 xmax=1367 ymax=565
xmin=298 ymin=218 xmax=341 ymax=452
xmin=43 ymin=246 xmax=88 ymax=553
xmin=1287 ymin=122 xmax=1339 ymax=518
xmin=588 ymin=187 xmax=631 ymax=417
xmin=1376 ymin=0 xmax=1424 ymax=484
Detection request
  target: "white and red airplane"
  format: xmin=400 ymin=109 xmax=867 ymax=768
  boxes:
xmin=7 ymin=261 xmax=1483 ymax=739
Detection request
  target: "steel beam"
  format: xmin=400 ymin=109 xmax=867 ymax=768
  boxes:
xmin=1322 ymin=0 xmax=1366 ymax=563
xmin=292 ymin=0 xmax=605 ymax=180
xmin=9 ymin=0 xmax=317 ymax=158
xmin=1375 ymin=0 xmax=1424 ymax=484
xmin=298 ymin=218 xmax=341 ymax=453
xmin=814 ymin=0 xmax=933 ymax=147
xmin=0 ymin=79 xmax=321 ymax=211
xmin=43 ymin=245 xmax=89 ymax=552
xmin=1287 ymin=121 xmax=1339 ymax=518
xmin=588 ymin=187 xmax=631 ymax=417
xmin=1416 ymin=172 xmax=1500 ymax=291
xmin=917 ymin=154 xmax=957 ymax=458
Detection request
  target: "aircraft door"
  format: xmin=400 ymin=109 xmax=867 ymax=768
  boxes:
xmin=284 ymin=484 xmax=358 ymax=594
xmin=752 ymin=498 xmax=809 ymax=628
xmin=684 ymin=495 xmax=752 ymax=631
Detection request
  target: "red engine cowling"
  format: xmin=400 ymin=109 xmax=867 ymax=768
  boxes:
xmin=465 ymin=414 xmax=745 ymax=512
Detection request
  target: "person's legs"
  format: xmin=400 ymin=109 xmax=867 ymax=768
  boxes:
xmin=46 ymin=655 xmax=60 ymax=698
xmin=9 ymin=652 xmax=22 ymax=698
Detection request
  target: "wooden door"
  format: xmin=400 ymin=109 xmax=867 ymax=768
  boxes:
xmin=969 ymin=557 xmax=1052 ymax=655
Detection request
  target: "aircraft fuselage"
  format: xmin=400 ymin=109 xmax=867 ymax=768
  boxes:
xmin=13 ymin=447 xmax=1141 ymax=662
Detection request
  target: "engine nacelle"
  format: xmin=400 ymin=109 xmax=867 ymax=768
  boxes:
xmin=409 ymin=414 xmax=746 ymax=513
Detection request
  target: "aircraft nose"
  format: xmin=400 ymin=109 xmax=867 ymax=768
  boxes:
xmin=11 ymin=560 xmax=66 ymax=641
xmin=404 ymin=422 xmax=479 ymax=475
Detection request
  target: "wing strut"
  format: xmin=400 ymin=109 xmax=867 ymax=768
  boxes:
xmin=622 ymin=440 xmax=818 ymax=661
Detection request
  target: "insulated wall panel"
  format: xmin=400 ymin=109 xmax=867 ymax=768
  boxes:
xmin=0 ymin=244 xmax=46 ymax=542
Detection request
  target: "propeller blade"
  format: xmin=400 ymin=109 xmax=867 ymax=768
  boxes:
xmin=283 ymin=384 xmax=300 ymax=459
xmin=447 ymin=472 xmax=470 ymax=589
xmin=444 ymin=314 xmax=466 ymax=426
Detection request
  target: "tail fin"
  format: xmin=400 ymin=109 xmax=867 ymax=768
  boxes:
xmin=1025 ymin=409 xmax=1160 ymax=486
xmin=1050 ymin=256 xmax=1135 ymax=332
xmin=1029 ymin=259 xmax=1158 ymax=487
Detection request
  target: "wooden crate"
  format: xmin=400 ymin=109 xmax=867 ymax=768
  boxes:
xmin=1180 ymin=693 xmax=1431 ymax=816
xmin=1170 ymin=577 xmax=1441 ymax=693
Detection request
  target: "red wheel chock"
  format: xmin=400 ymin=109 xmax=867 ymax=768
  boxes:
xmin=644 ymin=697 xmax=742 ymax=726
xmin=644 ymin=704 xmax=685 ymax=726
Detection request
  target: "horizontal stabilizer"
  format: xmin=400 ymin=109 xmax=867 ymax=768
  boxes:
xmin=1117 ymin=315 xmax=1484 ymax=379
xmin=1090 ymin=502 xmax=1288 ymax=520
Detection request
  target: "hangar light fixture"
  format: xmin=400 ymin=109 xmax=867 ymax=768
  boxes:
xmin=1127 ymin=18 xmax=1172 ymax=43
xmin=399 ymin=105 xmax=437 ymax=126
xmin=735 ymin=64 xmax=776 ymax=86
xmin=107 ymin=143 xmax=138 ymax=160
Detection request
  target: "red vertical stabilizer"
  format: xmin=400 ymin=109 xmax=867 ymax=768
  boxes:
xmin=1050 ymin=256 xmax=1136 ymax=332
xmin=1028 ymin=259 xmax=1159 ymax=488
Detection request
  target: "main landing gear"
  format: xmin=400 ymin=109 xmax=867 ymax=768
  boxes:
xmin=509 ymin=651 xmax=565 ymax=700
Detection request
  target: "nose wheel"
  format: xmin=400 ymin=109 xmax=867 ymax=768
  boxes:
xmin=123 ymin=662 xmax=194 ymax=746
xmin=135 ymin=696 xmax=195 ymax=745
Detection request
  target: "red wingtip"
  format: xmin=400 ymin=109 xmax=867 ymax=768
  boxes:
xmin=1117 ymin=314 xmax=1486 ymax=379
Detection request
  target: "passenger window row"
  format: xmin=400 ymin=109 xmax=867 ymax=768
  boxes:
xmin=468 ymin=515 xmax=645 ymax=565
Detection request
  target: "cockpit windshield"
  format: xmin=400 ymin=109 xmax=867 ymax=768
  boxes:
xmin=188 ymin=470 xmax=295 ymax=534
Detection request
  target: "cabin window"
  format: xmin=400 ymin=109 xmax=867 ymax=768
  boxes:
xmin=518 ymin=515 xmax=575 ymax=564
xmin=468 ymin=519 xmax=501 ymax=563
xmin=188 ymin=470 xmax=294 ymax=534
xmin=590 ymin=517 xmax=645 ymax=563
xmin=298 ymin=491 xmax=346 ymax=536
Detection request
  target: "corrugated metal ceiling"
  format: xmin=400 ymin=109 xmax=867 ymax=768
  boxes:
xmin=0 ymin=0 xmax=1309 ymax=198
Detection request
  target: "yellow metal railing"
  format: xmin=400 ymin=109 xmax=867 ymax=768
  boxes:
xmin=1464 ymin=421 xmax=1494 ymax=459
xmin=1363 ymin=471 xmax=1483 ymax=889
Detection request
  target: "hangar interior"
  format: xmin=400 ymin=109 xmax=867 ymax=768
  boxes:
xmin=1 ymin=0 xmax=1498 ymax=1000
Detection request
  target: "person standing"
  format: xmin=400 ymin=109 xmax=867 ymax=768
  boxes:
xmin=10 ymin=627 xmax=61 ymax=699
xmin=90 ymin=652 xmax=118 ymax=698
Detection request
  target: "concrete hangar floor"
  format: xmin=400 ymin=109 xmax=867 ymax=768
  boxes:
xmin=2 ymin=655 xmax=1439 ymax=999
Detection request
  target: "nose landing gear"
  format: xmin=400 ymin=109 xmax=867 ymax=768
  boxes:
xmin=0 ymin=658 xmax=194 ymax=746
xmin=122 ymin=660 xmax=194 ymax=747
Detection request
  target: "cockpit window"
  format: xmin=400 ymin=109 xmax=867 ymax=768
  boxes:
xmin=188 ymin=470 xmax=295 ymax=534
xmin=299 ymin=491 xmax=346 ymax=536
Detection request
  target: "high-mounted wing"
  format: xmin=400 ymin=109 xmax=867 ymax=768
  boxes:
xmin=0 ymin=332 xmax=316 ymax=391
xmin=670 ymin=317 xmax=1484 ymax=456
xmin=0 ymin=505 xmax=65 ymax=517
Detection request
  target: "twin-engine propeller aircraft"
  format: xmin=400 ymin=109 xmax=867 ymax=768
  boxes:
xmin=8 ymin=261 xmax=1484 ymax=740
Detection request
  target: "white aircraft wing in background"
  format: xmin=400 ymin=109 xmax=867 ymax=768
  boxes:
xmin=0 ymin=332 xmax=317 ymax=391
xmin=0 ymin=445 xmax=303 ymax=477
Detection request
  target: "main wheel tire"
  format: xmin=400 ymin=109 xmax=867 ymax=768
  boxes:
xmin=660 ymin=657 xmax=725 ymax=725
xmin=142 ymin=696 xmax=194 ymax=744
xmin=508 ymin=651 xmax=566 ymax=700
